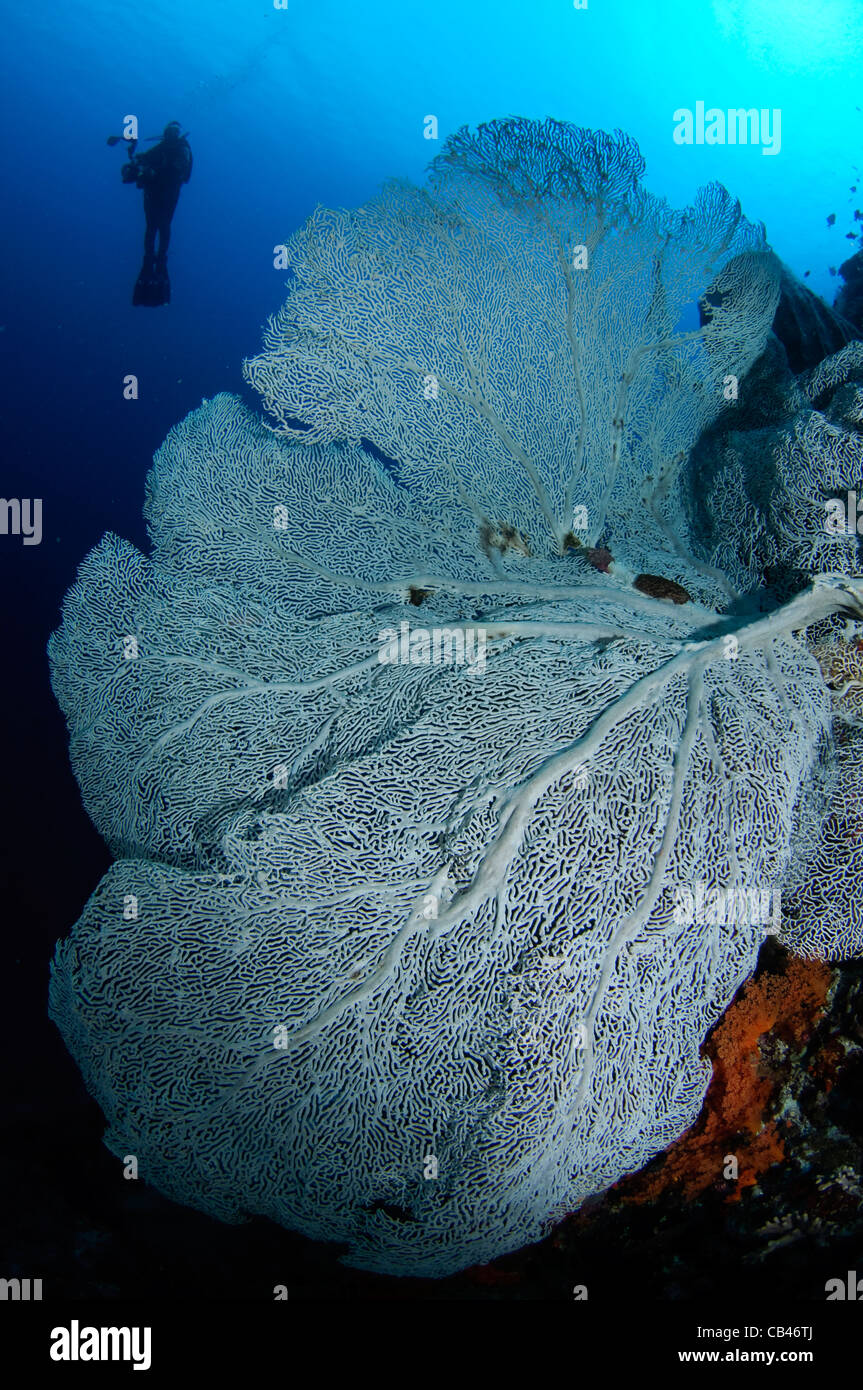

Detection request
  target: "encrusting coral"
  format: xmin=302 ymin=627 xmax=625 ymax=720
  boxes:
xmin=48 ymin=117 xmax=863 ymax=1276
xmin=613 ymin=951 xmax=833 ymax=1205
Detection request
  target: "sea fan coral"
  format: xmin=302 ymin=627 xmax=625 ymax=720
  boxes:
xmin=48 ymin=117 xmax=863 ymax=1275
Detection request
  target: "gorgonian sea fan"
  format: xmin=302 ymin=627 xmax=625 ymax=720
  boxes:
xmin=49 ymin=118 xmax=863 ymax=1275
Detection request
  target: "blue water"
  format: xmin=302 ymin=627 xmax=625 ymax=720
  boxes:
xmin=2 ymin=0 xmax=862 ymax=1294
xmin=3 ymin=0 xmax=862 ymax=554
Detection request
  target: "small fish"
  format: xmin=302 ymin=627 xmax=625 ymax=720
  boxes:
xmin=827 ymin=212 xmax=836 ymax=226
xmin=829 ymin=266 xmax=837 ymax=276
xmin=846 ymin=231 xmax=858 ymax=240
xmin=803 ymin=269 xmax=810 ymax=277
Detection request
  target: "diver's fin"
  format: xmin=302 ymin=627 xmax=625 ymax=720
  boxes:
xmin=132 ymin=255 xmax=170 ymax=307
xmin=132 ymin=255 xmax=157 ymax=306
xmin=154 ymin=256 xmax=171 ymax=305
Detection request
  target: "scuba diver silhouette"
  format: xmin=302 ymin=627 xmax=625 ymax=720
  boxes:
xmin=109 ymin=122 xmax=192 ymax=306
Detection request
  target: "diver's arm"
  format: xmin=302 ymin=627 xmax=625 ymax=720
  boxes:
xmin=183 ymin=148 xmax=193 ymax=183
xmin=120 ymin=135 xmax=140 ymax=184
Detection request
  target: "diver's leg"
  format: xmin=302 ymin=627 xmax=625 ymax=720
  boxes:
xmin=156 ymin=195 xmax=179 ymax=260
xmin=156 ymin=187 xmax=181 ymax=261
xmin=143 ymin=192 xmax=158 ymax=258
xmin=153 ymin=211 xmax=172 ymax=304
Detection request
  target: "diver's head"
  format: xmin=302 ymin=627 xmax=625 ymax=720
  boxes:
xmin=163 ymin=121 xmax=182 ymax=142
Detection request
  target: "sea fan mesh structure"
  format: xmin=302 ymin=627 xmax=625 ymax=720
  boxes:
xmin=49 ymin=118 xmax=863 ymax=1275
xmin=687 ymin=381 xmax=863 ymax=598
